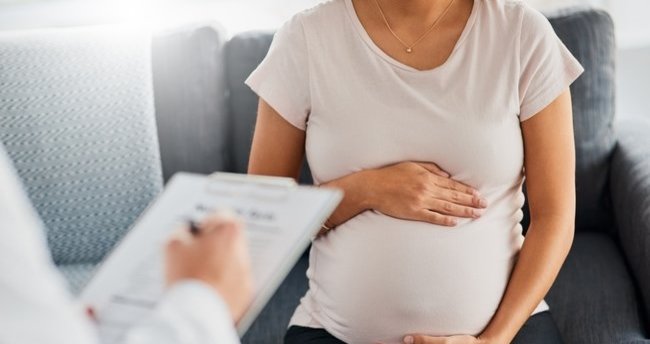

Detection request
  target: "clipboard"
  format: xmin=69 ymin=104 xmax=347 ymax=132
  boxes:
xmin=79 ymin=172 xmax=342 ymax=343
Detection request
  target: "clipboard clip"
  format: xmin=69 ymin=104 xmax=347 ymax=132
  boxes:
xmin=206 ymin=172 xmax=297 ymax=202
xmin=209 ymin=172 xmax=297 ymax=188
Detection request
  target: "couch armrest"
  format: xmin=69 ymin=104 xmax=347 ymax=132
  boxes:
xmin=611 ymin=116 xmax=650 ymax=328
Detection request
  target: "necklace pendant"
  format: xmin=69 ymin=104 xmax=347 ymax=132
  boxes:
xmin=406 ymin=47 xmax=413 ymax=53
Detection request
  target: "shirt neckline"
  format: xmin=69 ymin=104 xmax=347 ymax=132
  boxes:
xmin=344 ymin=0 xmax=480 ymax=74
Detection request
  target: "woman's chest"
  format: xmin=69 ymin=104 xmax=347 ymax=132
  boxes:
xmin=304 ymin=70 xmax=524 ymax=189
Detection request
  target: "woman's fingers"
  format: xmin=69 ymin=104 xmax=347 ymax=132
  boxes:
xmin=428 ymin=199 xmax=484 ymax=219
xmin=417 ymin=163 xmax=486 ymax=207
xmin=416 ymin=210 xmax=458 ymax=227
xmin=434 ymin=188 xmax=488 ymax=208
xmin=404 ymin=335 xmax=445 ymax=344
xmin=432 ymin=175 xmax=479 ymax=197
xmin=369 ymin=161 xmax=489 ymax=226
xmin=405 ymin=335 xmax=478 ymax=344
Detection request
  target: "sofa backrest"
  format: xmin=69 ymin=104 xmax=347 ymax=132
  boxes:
xmin=224 ymin=31 xmax=273 ymax=175
xmin=152 ymin=23 xmax=230 ymax=182
xmin=225 ymin=7 xmax=617 ymax=232
xmin=0 ymin=26 xmax=163 ymax=265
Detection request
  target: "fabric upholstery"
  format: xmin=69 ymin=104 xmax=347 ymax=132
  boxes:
xmin=611 ymin=116 xmax=650 ymax=329
xmin=242 ymin=251 xmax=309 ymax=343
xmin=546 ymin=232 xmax=648 ymax=343
xmin=547 ymin=8 xmax=617 ymax=233
xmin=0 ymin=26 xmax=163 ymax=265
xmin=58 ymin=262 xmax=98 ymax=295
xmin=224 ymin=31 xmax=313 ymax=183
xmin=224 ymin=31 xmax=272 ymax=175
xmin=152 ymin=23 xmax=230 ymax=182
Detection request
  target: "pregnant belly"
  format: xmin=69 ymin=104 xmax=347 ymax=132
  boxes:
xmin=307 ymin=211 xmax=523 ymax=344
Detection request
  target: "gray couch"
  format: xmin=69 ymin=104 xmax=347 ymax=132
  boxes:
xmin=0 ymin=6 xmax=648 ymax=344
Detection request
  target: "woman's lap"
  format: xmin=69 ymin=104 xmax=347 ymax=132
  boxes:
xmin=284 ymin=311 xmax=562 ymax=344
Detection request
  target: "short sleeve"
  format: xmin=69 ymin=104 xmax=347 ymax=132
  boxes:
xmin=518 ymin=6 xmax=584 ymax=122
xmin=245 ymin=14 xmax=311 ymax=130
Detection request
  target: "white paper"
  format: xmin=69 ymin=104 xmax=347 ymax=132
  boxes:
xmin=79 ymin=173 xmax=342 ymax=343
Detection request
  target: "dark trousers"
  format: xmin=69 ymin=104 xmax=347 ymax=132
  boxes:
xmin=285 ymin=311 xmax=562 ymax=344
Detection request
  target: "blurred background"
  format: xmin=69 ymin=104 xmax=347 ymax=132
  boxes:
xmin=0 ymin=0 xmax=647 ymax=119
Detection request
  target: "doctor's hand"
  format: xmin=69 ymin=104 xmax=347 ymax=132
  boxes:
xmin=363 ymin=162 xmax=488 ymax=226
xmin=165 ymin=211 xmax=253 ymax=322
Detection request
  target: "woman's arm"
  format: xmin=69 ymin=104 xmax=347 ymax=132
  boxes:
xmin=248 ymin=99 xmax=487 ymax=230
xmin=480 ymin=89 xmax=576 ymax=342
xmin=405 ymin=90 xmax=575 ymax=344
xmin=248 ymin=99 xmax=306 ymax=180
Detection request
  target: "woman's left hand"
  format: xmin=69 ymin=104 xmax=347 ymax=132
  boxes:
xmin=402 ymin=334 xmax=490 ymax=344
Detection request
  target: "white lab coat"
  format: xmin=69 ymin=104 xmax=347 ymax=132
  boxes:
xmin=0 ymin=146 xmax=240 ymax=344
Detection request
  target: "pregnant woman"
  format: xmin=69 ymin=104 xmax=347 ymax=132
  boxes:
xmin=246 ymin=0 xmax=583 ymax=343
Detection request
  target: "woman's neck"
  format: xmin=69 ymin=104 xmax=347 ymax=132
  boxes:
xmin=376 ymin=0 xmax=456 ymax=23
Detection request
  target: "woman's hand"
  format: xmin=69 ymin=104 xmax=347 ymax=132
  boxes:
xmin=248 ymin=101 xmax=488 ymax=229
xmin=402 ymin=334 xmax=489 ymax=344
xmin=361 ymin=162 xmax=488 ymax=226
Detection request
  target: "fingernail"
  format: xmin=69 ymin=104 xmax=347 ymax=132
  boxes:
xmin=449 ymin=218 xmax=458 ymax=226
xmin=404 ymin=336 xmax=414 ymax=344
xmin=479 ymin=198 xmax=488 ymax=208
xmin=473 ymin=209 xmax=484 ymax=218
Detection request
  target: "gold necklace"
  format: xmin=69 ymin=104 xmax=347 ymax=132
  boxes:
xmin=374 ymin=0 xmax=457 ymax=53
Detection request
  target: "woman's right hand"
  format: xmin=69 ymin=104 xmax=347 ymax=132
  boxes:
xmin=357 ymin=162 xmax=488 ymax=227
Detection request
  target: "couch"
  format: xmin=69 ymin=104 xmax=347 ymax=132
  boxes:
xmin=0 ymin=6 xmax=647 ymax=344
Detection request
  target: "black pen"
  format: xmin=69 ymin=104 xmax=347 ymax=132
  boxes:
xmin=188 ymin=220 xmax=201 ymax=236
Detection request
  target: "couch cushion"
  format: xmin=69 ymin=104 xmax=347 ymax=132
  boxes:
xmin=224 ymin=31 xmax=272 ymax=175
xmin=58 ymin=262 xmax=98 ymax=295
xmin=546 ymin=232 xmax=647 ymax=343
xmin=0 ymin=26 xmax=163 ymax=265
xmin=242 ymin=250 xmax=309 ymax=344
xmin=547 ymin=9 xmax=617 ymax=232
xmin=152 ymin=23 xmax=230 ymax=181
xmin=611 ymin=116 xmax=650 ymax=331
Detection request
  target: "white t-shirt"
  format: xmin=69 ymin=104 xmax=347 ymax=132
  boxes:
xmin=245 ymin=0 xmax=583 ymax=343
